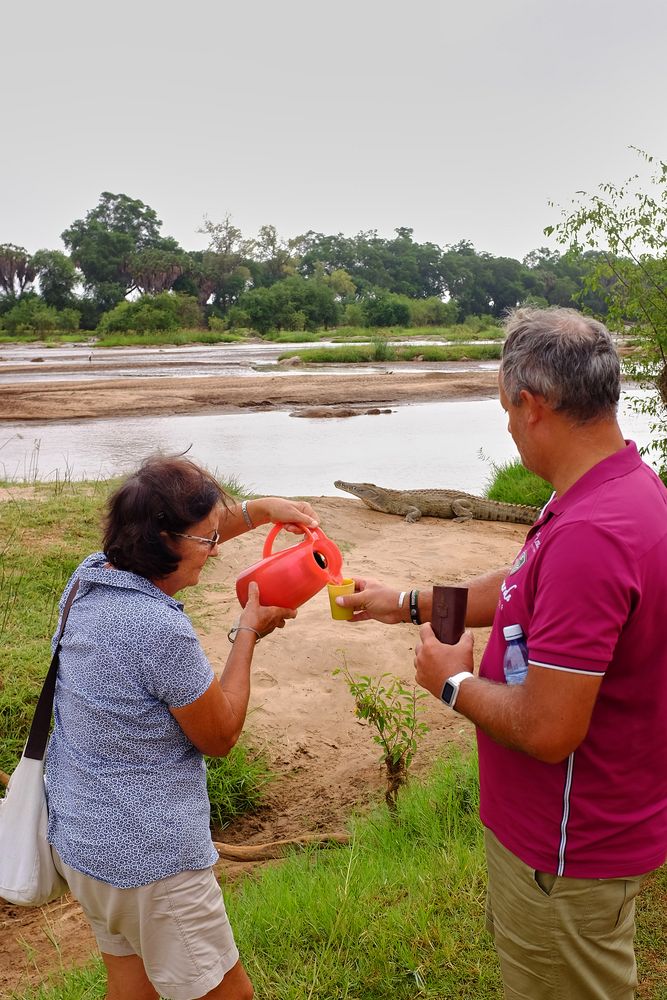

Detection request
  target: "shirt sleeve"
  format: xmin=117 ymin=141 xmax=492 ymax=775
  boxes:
xmin=141 ymin=614 xmax=215 ymax=708
xmin=528 ymin=520 xmax=639 ymax=674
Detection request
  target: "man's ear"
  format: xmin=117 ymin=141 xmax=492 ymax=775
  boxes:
xmin=519 ymin=389 xmax=547 ymax=425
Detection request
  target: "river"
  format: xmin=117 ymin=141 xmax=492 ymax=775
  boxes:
xmin=0 ymin=395 xmax=654 ymax=496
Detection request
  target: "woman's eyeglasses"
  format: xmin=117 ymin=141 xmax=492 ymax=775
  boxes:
xmin=170 ymin=529 xmax=220 ymax=549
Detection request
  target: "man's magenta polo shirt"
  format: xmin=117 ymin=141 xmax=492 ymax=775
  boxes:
xmin=477 ymin=441 xmax=667 ymax=878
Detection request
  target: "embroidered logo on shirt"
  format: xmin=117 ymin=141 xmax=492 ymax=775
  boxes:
xmin=509 ymin=551 xmax=527 ymax=575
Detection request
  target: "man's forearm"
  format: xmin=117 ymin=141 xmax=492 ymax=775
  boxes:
xmin=417 ymin=568 xmax=507 ymax=628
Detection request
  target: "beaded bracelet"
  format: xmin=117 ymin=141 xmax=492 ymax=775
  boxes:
xmin=227 ymin=625 xmax=262 ymax=644
xmin=409 ymin=589 xmax=421 ymax=625
xmin=241 ymin=499 xmax=254 ymax=529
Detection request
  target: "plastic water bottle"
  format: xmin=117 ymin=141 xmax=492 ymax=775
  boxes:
xmin=503 ymin=624 xmax=528 ymax=685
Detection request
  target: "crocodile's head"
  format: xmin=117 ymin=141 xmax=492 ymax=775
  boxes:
xmin=334 ymin=480 xmax=388 ymax=511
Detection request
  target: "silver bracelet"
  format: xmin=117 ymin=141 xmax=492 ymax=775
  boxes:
xmin=241 ymin=499 xmax=254 ymax=529
xmin=227 ymin=625 xmax=261 ymax=644
xmin=398 ymin=591 xmax=407 ymax=608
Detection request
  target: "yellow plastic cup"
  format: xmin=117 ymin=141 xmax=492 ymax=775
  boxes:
xmin=327 ymin=578 xmax=355 ymax=620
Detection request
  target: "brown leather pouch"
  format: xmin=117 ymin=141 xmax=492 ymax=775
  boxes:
xmin=431 ymin=585 xmax=468 ymax=644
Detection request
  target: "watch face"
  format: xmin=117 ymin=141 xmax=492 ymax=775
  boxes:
xmin=442 ymin=679 xmax=456 ymax=706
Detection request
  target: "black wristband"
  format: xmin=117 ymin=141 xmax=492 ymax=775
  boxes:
xmin=409 ymin=589 xmax=421 ymax=625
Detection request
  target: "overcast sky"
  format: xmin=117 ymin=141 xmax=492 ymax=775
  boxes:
xmin=3 ymin=0 xmax=666 ymax=262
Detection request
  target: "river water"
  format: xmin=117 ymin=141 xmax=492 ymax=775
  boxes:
xmin=0 ymin=396 xmax=654 ymax=496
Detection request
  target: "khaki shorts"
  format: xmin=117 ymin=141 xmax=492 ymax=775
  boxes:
xmin=484 ymin=828 xmax=648 ymax=1000
xmin=55 ymin=851 xmax=239 ymax=1000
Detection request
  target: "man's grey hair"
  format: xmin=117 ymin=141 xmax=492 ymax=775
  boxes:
xmin=500 ymin=307 xmax=620 ymax=423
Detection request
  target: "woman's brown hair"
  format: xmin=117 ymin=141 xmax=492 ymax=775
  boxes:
xmin=103 ymin=455 xmax=231 ymax=579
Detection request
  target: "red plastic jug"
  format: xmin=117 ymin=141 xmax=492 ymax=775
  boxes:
xmin=235 ymin=523 xmax=344 ymax=610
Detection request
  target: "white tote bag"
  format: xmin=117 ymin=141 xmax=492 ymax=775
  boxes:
xmin=0 ymin=580 xmax=79 ymax=907
xmin=0 ymin=756 xmax=68 ymax=905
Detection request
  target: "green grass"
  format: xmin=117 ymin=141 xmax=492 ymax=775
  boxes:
xmin=206 ymin=744 xmax=273 ymax=832
xmin=11 ymin=748 xmax=666 ymax=999
xmin=92 ymin=329 xmax=246 ymax=347
xmin=483 ymin=457 xmax=553 ymax=508
xmin=0 ymin=482 xmax=107 ymax=774
xmin=278 ymin=343 xmax=502 ymax=364
xmin=0 ymin=329 xmax=247 ymax=348
xmin=262 ymin=324 xmax=502 ymax=344
xmin=0 ymin=322 xmax=503 ymax=349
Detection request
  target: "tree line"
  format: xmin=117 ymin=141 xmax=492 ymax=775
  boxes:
xmin=0 ymin=192 xmax=612 ymax=335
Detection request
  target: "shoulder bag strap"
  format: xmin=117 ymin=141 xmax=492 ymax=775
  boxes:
xmin=24 ymin=579 xmax=80 ymax=762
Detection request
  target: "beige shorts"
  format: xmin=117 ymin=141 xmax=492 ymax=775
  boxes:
xmin=54 ymin=851 xmax=239 ymax=1000
xmin=484 ymin=828 xmax=648 ymax=1000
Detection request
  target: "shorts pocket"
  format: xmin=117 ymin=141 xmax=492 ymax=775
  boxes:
xmin=534 ymin=870 xmax=557 ymax=897
xmin=578 ymin=878 xmax=637 ymax=938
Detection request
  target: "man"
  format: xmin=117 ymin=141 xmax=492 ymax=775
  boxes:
xmin=337 ymin=307 xmax=667 ymax=1000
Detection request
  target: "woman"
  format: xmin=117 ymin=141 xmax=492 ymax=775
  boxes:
xmin=45 ymin=454 xmax=318 ymax=1000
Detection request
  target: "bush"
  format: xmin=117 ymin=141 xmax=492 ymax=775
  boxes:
xmin=0 ymin=296 xmax=80 ymax=334
xmin=239 ymin=277 xmax=339 ymax=334
xmin=362 ymin=293 xmax=411 ymax=327
xmin=463 ymin=314 xmax=499 ymax=333
xmin=227 ymin=306 xmax=252 ymax=330
xmin=407 ymin=297 xmax=459 ymax=327
xmin=97 ymin=293 xmax=203 ymax=334
xmin=340 ymin=302 xmax=366 ymax=327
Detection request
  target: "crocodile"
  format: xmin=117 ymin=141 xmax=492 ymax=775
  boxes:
xmin=334 ymin=480 xmax=540 ymax=525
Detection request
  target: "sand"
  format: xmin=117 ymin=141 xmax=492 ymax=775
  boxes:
xmin=0 ymin=370 xmax=500 ymax=421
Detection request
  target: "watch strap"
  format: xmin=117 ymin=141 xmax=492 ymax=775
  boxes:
xmin=441 ymin=670 xmax=473 ymax=710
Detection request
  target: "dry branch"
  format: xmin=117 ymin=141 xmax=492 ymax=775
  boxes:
xmin=213 ymin=832 xmax=350 ymax=861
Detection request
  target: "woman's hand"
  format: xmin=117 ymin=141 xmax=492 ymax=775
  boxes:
xmin=252 ymin=497 xmax=319 ymax=534
xmin=414 ymin=625 xmax=475 ymax=699
xmin=239 ymin=581 xmax=297 ymax=637
xmin=333 ymin=577 xmax=409 ymax=624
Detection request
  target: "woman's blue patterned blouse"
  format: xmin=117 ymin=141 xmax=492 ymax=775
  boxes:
xmin=45 ymin=554 xmax=219 ymax=888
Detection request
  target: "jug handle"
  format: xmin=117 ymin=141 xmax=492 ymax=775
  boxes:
xmin=262 ymin=522 xmax=316 ymax=558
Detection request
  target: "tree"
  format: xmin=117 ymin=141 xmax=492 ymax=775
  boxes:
xmin=362 ymin=292 xmax=411 ymax=327
xmin=0 ymin=244 xmax=36 ymax=299
xmin=239 ymin=275 xmax=339 ymax=334
xmin=247 ymin=224 xmax=297 ymax=286
xmin=193 ymin=214 xmax=254 ymax=312
xmin=31 ymin=249 xmax=78 ymax=309
xmin=439 ymin=242 xmax=494 ymax=318
xmin=62 ymin=192 xmax=179 ymax=311
xmin=546 ymin=148 xmax=667 ymax=478
xmin=126 ymin=248 xmax=187 ymax=295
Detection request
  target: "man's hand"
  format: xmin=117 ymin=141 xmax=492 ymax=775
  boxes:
xmin=414 ymin=624 xmax=475 ymax=699
xmin=333 ymin=577 xmax=410 ymax=624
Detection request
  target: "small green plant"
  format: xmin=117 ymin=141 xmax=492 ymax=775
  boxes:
xmin=335 ymin=660 xmax=428 ymax=811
